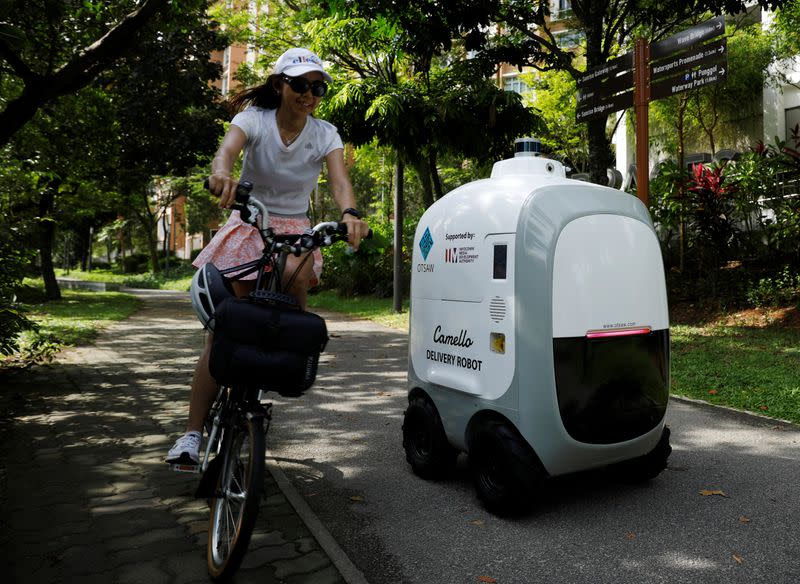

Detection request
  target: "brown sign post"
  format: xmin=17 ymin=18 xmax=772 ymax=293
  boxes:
xmin=576 ymin=17 xmax=728 ymax=208
xmin=634 ymin=38 xmax=651 ymax=206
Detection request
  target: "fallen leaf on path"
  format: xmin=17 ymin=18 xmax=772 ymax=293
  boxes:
xmin=759 ymin=405 xmax=769 ymax=411
xmin=708 ymin=389 xmax=719 ymax=395
xmin=699 ymin=489 xmax=729 ymax=497
xmin=625 ymin=532 xmax=636 ymax=540
xmin=350 ymin=495 xmax=365 ymax=502
xmin=478 ymin=577 xmax=497 ymax=583
xmin=733 ymin=554 xmax=744 ymax=564
xmin=469 ymin=519 xmax=485 ymax=526
xmin=739 ymin=516 xmax=750 ymax=523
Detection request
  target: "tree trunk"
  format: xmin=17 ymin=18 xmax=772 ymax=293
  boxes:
xmin=0 ymin=86 xmax=43 ymax=147
xmin=392 ymin=158 xmax=404 ymax=313
xmin=676 ymin=96 xmax=688 ymax=273
xmin=430 ymin=148 xmax=444 ymax=200
xmin=582 ymin=12 xmax=613 ymax=185
xmin=587 ymin=117 xmax=614 ymax=184
xmin=38 ymin=183 xmax=61 ymax=301
xmin=413 ymin=154 xmax=434 ymax=209
xmin=137 ymin=211 xmax=160 ymax=273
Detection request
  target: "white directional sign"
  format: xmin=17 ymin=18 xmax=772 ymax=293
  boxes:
xmin=651 ymin=62 xmax=728 ymax=99
xmin=650 ymin=38 xmax=726 ymax=79
xmin=650 ymin=16 xmax=725 ymax=60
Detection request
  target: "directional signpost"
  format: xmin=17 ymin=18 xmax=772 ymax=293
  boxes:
xmin=576 ymin=16 xmax=728 ymax=206
xmin=576 ymin=53 xmax=634 ymax=122
xmin=650 ymin=61 xmax=728 ymax=100
xmin=650 ymin=16 xmax=725 ymax=60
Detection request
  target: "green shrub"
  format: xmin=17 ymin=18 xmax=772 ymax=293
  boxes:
xmin=122 ymin=272 xmax=163 ymax=289
xmin=119 ymin=253 xmax=149 ymax=273
xmin=746 ymin=266 xmax=800 ymax=307
xmin=318 ymin=213 xmax=420 ymax=298
xmin=320 ymin=223 xmax=395 ymax=297
xmin=0 ymin=225 xmax=37 ymax=355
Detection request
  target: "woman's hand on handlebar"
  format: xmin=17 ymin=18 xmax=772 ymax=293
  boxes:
xmin=339 ymin=214 xmax=370 ymax=250
xmin=207 ymin=173 xmax=240 ymax=209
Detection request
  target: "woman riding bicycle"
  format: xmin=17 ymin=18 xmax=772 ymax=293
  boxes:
xmin=166 ymin=47 xmax=369 ymax=465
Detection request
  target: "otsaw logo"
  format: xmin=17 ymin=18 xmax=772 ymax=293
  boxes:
xmin=419 ymin=227 xmax=434 ymax=260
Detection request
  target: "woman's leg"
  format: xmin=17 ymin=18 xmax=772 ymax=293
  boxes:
xmin=186 ymin=334 xmax=217 ymax=433
xmin=284 ymin=252 xmax=315 ymax=310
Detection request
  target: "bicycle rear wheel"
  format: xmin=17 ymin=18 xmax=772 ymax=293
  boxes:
xmin=207 ymin=413 xmax=266 ymax=580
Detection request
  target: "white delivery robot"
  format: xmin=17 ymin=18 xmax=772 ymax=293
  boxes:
xmin=403 ymin=139 xmax=671 ymax=515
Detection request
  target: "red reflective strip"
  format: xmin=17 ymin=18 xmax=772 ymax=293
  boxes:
xmin=586 ymin=327 xmax=652 ymax=339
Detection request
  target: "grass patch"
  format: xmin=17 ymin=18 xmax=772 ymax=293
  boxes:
xmin=55 ymin=268 xmax=193 ymax=292
xmin=2 ymin=283 xmax=141 ymax=368
xmin=311 ymin=291 xmax=799 ymax=424
xmin=670 ymin=323 xmax=800 ymax=424
xmin=308 ymin=289 xmax=409 ymax=331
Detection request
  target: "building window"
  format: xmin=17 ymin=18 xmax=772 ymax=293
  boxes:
xmin=787 ymin=106 xmax=800 ymax=143
xmin=221 ymin=46 xmax=231 ymax=96
xmin=503 ymin=74 xmax=531 ymax=95
xmin=552 ymin=0 xmax=573 ymax=20
xmin=554 ymin=29 xmax=583 ymax=49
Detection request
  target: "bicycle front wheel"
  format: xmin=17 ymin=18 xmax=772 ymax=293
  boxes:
xmin=207 ymin=413 xmax=266 ymax=580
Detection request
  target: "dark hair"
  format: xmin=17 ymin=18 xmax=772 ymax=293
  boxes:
xmin=227 ymin=74 xmax=282 ymax=114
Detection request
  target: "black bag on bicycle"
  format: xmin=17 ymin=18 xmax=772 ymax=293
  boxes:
xmin=209 ymin=297 xmax=329 ymax=396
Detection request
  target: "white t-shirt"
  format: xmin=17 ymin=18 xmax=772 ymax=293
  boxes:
xmin=231 ymin=107 xmax=344 ymax=216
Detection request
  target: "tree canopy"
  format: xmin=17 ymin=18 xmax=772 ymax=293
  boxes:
xmin=329 ymin=0 xmax=791 ymax=182
xmin=0 ymin=0 xmax=185 ymax=146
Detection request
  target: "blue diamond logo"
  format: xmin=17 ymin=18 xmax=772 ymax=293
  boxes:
xmin=419 ymin=227 xmax=434 ymax=261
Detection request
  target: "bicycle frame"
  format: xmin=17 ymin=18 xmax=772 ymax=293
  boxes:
xmin=199 ymin=386 xmax=272 ymax=474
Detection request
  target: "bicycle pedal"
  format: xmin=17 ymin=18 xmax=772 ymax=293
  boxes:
xmin=169 ymin=463 xmax=201 ymax=474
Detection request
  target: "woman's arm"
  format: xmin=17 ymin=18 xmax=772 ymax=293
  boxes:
xmin=326 ymin=148 xmax=370 ymax=250
xmin=208 ymin=125 xmax=248 ymax=208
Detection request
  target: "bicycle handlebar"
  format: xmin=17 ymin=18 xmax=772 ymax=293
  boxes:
xmin=203 ymin=178 xmax=371 ymax=254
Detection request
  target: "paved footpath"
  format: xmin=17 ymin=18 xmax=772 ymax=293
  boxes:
xmin=0 ymin=289 xmax=354 ymax=584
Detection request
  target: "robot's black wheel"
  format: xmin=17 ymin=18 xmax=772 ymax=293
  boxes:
xmin=402 ymin=395 xmax=459 ymax=480
xmin=613 ymin=426 xmax=672 ymax=483
xmin=469 ymin=419 xmax=546 ymax=516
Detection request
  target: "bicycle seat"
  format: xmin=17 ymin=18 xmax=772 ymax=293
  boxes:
xmin=190 ymin=263 xmax=236 ymax=331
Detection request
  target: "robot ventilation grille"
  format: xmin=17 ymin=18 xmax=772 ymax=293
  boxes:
xmin=489 ymin=296 xmax=507 ymax=323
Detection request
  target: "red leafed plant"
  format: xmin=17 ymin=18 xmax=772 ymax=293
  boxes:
xmin=685 ymin=162 xmax=737 ymax=278
xmin=780 ymin=123 xmax=800 ymax=170
xmin=688 ymin=161 xmax=734 ymax=199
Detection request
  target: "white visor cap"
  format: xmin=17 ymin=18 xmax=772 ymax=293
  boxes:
xmin=273 ymin=48 xmax=332 ymax=83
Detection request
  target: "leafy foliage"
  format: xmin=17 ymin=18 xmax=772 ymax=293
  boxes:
xmin=330 ymin=0 xmax=789 ymax=183
xmin=0 ymin=222 xmax=37 ymax=355
xmin=687 ymin=162 xmax=737 ymax=271
xmin=524 ymin=69 xmax=588 ymax=172
xmin=747 ymin=266 xmax=800 ymax=307
xmin=319 ymin=213 xmax=420 ymax=297
xmin=0 ymin=0 xmax=178 ymax=145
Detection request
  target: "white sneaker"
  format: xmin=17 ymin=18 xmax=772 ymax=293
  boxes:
xmin=166 ymin=431 xmax=201 ymax=464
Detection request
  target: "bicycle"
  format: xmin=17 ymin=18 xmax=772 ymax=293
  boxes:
xmin=171 ymin=180 xmax=367 ymax=581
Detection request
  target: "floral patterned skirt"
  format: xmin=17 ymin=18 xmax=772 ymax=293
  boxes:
xmin=192 ymin=211 xmax=323 ymax=286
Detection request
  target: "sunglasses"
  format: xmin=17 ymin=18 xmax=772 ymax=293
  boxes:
xmin=281 ymin=75 xmax=328 ymax=97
